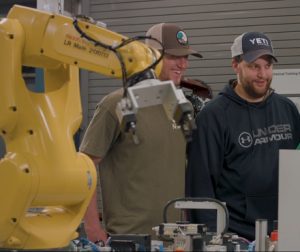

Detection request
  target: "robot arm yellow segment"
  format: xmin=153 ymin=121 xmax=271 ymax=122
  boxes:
xmin=7 ymin=5 xmax=161 ymax=79
xmin=0 ymin=20 xmax=97 ymax=246
xmin=0 ymin=18 xmax=23 ymax=134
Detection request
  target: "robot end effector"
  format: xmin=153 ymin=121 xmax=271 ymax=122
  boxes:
xmin=116 ymin=74 xmax=196 ymax=143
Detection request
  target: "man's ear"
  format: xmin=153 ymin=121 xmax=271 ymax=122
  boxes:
xmin=231 ymin=58 xmax=239 ymax=74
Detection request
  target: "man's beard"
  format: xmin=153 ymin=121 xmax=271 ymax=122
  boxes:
xmin=242 ymin=78 xmax=272 ymax=100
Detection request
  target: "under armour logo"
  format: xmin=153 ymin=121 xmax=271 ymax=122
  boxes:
xmin=238 ymin=132 xmax=253 ymax=148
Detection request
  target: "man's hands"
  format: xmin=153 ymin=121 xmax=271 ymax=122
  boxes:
xmin=84 ymin=191 xmax=108 ymax=243
xmin=82 ymin=154 xmax=107 ymax=243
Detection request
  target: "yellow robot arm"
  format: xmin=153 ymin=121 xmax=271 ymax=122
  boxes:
xmin=7 ymin=4 xmax=161 ymax=82
xmin=0 ymin=4 xmax=162 ymax=250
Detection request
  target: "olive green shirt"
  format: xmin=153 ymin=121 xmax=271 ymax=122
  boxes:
xmin=80 ymin=88 xmax=186 ymax=235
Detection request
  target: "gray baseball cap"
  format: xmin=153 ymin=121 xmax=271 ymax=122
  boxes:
xmin=231 ymin=32 xmax=278 ymax=63
xmin=145 ymin=23 xmax=202 ymax=58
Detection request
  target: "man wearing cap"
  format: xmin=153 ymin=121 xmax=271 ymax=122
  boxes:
xmin=80 ymin=23 xmax=202 ymax=242
xmin=186 ymin=32 xmax=300 ymax=240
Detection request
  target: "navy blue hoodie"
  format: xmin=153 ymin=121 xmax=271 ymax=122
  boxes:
xmin=186 ymin=81 xmax=300 ymax=240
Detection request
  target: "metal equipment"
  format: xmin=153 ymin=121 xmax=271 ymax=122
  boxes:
xmin=152 ymin=198 xmax=250 ymax=251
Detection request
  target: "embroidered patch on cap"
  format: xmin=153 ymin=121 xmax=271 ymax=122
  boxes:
xmin=176 ymin=31 xmax=188 ymax=45
xmin=145 ymin=23 xmax=202 ymax=57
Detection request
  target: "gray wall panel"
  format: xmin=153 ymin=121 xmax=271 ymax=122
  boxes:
xmin=90 ymin=1 xmax=300 ymax=20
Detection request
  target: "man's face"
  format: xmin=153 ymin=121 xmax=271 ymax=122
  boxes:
xmin=159 ymin=54 xmax=189 ymax=86
xmin=233 ymin=55 xmax=273 ymax=102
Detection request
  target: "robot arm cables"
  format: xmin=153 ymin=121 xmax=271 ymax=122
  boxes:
xmin=6 ymin=5 xmax=162 ymax=89
xmin=72 ymin=15 xmax=164 ymax=94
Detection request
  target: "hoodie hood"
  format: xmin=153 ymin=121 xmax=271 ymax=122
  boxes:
xmin=219 ymin=79 xmax=274 ymax=108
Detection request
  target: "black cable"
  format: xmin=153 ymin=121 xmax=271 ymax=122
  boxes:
xmin=113 ymin=35 xmax=164 ymax=81
xmin=112 ymin=35 xmax=164 ymax=97
xmin=162 ymin=197 xmax=230 ymax=236
xmin=72 ymin=17 xmax=128 ymax=90
xmin=72 ymin=17 xmax=164 ymax=98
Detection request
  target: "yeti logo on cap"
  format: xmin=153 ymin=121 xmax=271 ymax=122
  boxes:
xmin=249 ymin=37 xmax=270 ymax=47
xmin=176 ymin=31 xmax=188 ymax=45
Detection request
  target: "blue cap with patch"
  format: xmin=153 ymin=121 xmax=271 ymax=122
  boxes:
xmin=231 ymin=32 xmax=278 ymax=63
